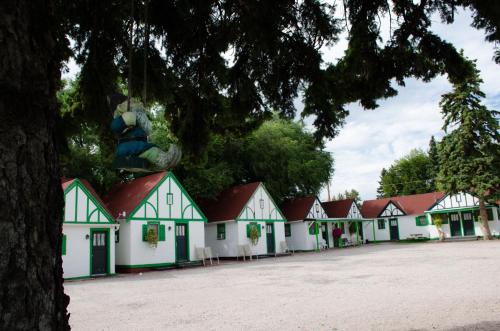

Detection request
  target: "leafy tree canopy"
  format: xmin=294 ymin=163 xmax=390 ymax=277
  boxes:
xmin=334 ymin=189 xmax=361 ymax=204
xmin=60 ymin=0 xmax=500 ymax=156
xmin=377 ymin=148 xmax=436 ymax=197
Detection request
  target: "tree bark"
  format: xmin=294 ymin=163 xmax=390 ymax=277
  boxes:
xmin=0 ymin=1 xmax=69 ymax=330
xmin=478 ymin=199 xmax=492 ymax=240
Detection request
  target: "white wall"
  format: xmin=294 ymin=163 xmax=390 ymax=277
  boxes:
xmin=238 ymin=221 xmax=267 ymax=255
xmin=273 ymin=222 xmax=285 ymax=253
xmin=285 ymin=221 xmax=318 ymax=251
xmin=188 ymin=221 xmax=205 ymax=261
xmin=238 ymin=184 xmax=284 ymax=221
xmin=205 ymin=222 xmax=239 ymax=257
xmin=128 ymin=220 xmax=176 ymax=266
xmin=62 ymin=224 xmax=116 ymax=279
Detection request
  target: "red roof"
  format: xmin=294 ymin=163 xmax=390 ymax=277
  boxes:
xmin=103 ymin=171 xmax=167 ymax=218
xmin=61 ymin=178 xmax=114 ymax=218
xmin=198 ymin=182 xmax=260 ymax=222
xmin=280 ymin=197 xmax=316 ymax=221
xmin=361 ymin=192 xmax=445 ymax=218
xmin=322 ymin=199 xmax=355 ymax=218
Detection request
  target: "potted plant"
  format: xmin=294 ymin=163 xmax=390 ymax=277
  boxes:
xmin=249 ymin=224 xmax=259 ymax=246
xmin=433 ymin=215 xmax=445 ymax=241
xmin=146 ymin=228 xmax=159 ymax=248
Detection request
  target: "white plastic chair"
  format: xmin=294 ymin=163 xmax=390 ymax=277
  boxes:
xmin=204 ymin=247 xmax=219 ymax=265
xmin=280 ymin=241 xmax=294 ymax=255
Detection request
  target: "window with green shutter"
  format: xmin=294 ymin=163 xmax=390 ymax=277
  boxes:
xmin=285 ymin=223 xmax=291 ymax=237
xmin=377 ymin=219 xmax=385 ymax=230
xmin=474 ymin=209 xmax=495 ymax=221
xmin=142 ymin=222 xmax=163 ymax=241
xmin=415 ymin=215 xmax=429 ymax=226
xmin=61 ymin=234 xmax=67 ymax=255
xmin=217 ymin=224 xmax=226 ymax=240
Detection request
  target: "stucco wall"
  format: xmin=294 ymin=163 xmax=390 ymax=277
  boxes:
xmin=286 ymin=221 xmax=318 ymax=251
xmin=188 ymin=221 xmax=205 ymax=261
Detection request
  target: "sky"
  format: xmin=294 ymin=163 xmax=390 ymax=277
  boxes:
xmin=316 ymin=9 xmax=500 ymax=201
xmin=62 ymin=8 xmax=499 ymax=202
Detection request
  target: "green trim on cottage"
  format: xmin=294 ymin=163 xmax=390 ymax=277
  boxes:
xmin=128 ymin=172 xmax=207 ymax=222
xmin=63 ymin=179 xmax=114 ymax=224
xmin=236 ymin=183 xmax=286 ymax=222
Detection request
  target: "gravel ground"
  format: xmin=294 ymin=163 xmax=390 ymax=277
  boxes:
xmin=66 ymin=241 xmax=500 ymax=331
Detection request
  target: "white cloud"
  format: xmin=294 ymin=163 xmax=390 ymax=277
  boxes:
xmin=321 ymin=9 xmax=500 ymax=201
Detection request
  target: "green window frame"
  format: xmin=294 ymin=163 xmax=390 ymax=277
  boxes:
xmin=377 ymin=219 xmax=385 ymax=230
xmin=415 ymin=215 xmax=429 ymax=226
xmin=285 ymin=223 xmax=291 ymax=237
xmin=61 ymin=234 xmax=67 ymax=256
xmin=217 ymin=224 xmax=226 ymax=240
xmin=246 ymin=222 xmax=262 ymax=238
xmin=431 ymin=214 xmax=449 ymax=224
xmin=142 ymin=222 xmax=166 ymax=241
xmin=473 ymin=209 xmax=495 ymax=222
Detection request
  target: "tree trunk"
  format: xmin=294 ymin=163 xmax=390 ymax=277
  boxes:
xmin=478 ymin=199 xmax=492 ymax=240
xmin=437 ymin=227 xmax=445 ymax=241
xmin=0 ymin=1 xmax=69 ymax=330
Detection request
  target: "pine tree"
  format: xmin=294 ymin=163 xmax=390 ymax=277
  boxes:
xmin=428 ymin=136 xmax=440 ymax=188
xmin=437 ymin=62 xmax=500 ymax=239
xmin=376 ymin=168 xmax=388 ymax=198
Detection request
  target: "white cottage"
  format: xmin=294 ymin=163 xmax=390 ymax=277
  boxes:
xmin=104 ymin=171 xmax=206 ymax=271
xmin=200 ymin=182 xmax=286 ymax=258
xmin=62 ymin=178 xmax=117 ymax=279
xmin=425 ymin=192 xmax=500 ymax=239
xmin=322 ymin=199 xmax=368 ymax=246
xmin=361 ymin=192 xmax=444 ymax=241
xmin=280 ymin=196 xmax=330 ymax=251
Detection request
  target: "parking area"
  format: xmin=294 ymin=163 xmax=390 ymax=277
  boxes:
xmin=66 ymin=241 xmax=500 ymax=330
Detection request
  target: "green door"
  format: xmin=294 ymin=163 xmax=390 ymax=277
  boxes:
xmin=175 ymin=223 xmax=189 ymax=262
xmin=461 ymin=211 xmax=475 ymax=236
xmin=321 ymin=223 xmax=329 ymax=247
xmin=449 ymin=213 xmax=462 ymax=237
xmin=266 ymin=223 xmax=275 ymax=254
xmin=389 ymin=218 xmax=399 ymax=240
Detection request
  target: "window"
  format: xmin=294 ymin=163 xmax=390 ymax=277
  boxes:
xmin=166 ymin=193 xmax=174 ymax=205
xmin=217 ymin=224 xmax=226 ymax=240
xmin=474 ymin=209 xmax=495 ymax=221
xmin=61 ymin=234 xmax=67 ymax=255
xmin=377 ymin=219 xmax=385 ymax=230
xmin=432 ymin=214 xmax=449 ymax=224
xmin=415 ymin=215 xmax=429 ymax=226
xmin=285 ymin=224 xmax=291 ymax=237
xmin=142 ymin=222 xmax=166 ymax=241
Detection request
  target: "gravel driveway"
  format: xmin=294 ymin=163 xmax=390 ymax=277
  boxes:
xmin=65 ymin=241 xmax=500 ymax=331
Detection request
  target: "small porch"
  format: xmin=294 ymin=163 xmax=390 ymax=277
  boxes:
xmin=308 ymin=218 xmax=374 ymax=251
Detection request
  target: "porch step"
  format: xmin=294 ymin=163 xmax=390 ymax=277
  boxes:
xmin=446 ymin=236 xmax=481 ymax=242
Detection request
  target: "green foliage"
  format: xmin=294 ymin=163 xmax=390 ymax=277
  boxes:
xmin=59 ymin=1 xmax=500 ymax=155
xmin=335 ymin=189 xmax=361 ymax=204
xmin=58 ymin=79 xmax=119 ymax=194
xmin=377 ymin=149 xmax=436 ymax=198
xmin=146 ymin=228 xmax=158 ymax=248
xmin=248 ymin=224 xmax=260 ymax=246
xmin=437 ymin=63 xmax=500 ymax=203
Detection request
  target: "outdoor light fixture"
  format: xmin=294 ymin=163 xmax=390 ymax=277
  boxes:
xmin=259 ymin=198 xmax=264 ymax=209
xmin=168 ymin=226 xmax=172 ymax=231
xmin=315 ymin=204 xmax=320 ymax=213
xmin=85 ymin=234 xmax=90 ymax=240
xmin=261 ymin=225 xmax=265 ymax=229
xmin=166 ymin=193 xmax=174 ymax=205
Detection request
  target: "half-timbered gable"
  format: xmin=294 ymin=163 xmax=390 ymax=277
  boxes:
xmin=306 ymin=198 xmax=328 ymax=219
xmin=379 ymin=202 xmax=405 ymax=217
xmin=428 ymin=192 xmax=479 ymax=212
xmin=237 ymin=183 xmax=285 ymax=222
xmin=128 ymin=173 xmax=205 ymax=221
xmin=63 ymin=178 xmax=114 ymax=224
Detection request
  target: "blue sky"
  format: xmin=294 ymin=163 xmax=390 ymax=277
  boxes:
xmin=316 ymin=9 xmax=500 ymax=201
xmin=63 ymin=8 xmax=499 ymax=201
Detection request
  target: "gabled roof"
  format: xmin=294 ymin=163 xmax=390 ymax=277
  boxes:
xmin=198 ymin=182 xmax=261 ymax=222
xmin=104 ymin=171 xmax=166 ymax=218
xmin=322 ymin=199 xmax=355 ymax=218
xmin=362 ymin=192 xmax=444 ymax=218
xmin=61 ymin=178 xmax=114 ymax=219
xmin=280 ymin=196 xmax=316 ymax=221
